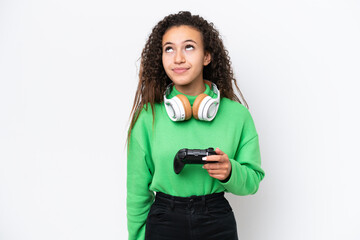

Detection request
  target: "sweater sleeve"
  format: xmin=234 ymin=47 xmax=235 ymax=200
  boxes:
xmin=219 ymin=109 xmax=265 ymax=195
xmin=127 ymin=134 xmax=154 ymax=240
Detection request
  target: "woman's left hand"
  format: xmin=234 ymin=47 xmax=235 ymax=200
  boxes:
xmin=202 ymin=148 xmax=231 ymax=181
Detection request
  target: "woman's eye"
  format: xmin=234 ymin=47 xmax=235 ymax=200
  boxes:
xmin=185 ymin=45 xmax=194 ymax=51
xmin=165 ymin=47 xmax=173 ymax=53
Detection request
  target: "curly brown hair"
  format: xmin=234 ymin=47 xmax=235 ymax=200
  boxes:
xmin=127 ymin=11 xmax=248 ymax=144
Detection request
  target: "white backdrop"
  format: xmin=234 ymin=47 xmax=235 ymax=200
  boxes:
xmin=1 ymin=0 xmax=359 ymax=239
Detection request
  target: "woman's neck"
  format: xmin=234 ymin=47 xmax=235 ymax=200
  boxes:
xmin=174 ymin=79 xmax=206 ymax=96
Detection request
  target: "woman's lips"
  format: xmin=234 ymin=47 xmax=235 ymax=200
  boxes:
xmin=173 ymin=68 xmax=189 ymax=74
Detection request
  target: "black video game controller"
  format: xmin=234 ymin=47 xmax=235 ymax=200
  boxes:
xmin=174 ymin=147 xmax=218 ymax=174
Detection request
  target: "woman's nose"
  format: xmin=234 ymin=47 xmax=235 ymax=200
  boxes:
xmin=174 ymin=50 xmax=185 ymax=63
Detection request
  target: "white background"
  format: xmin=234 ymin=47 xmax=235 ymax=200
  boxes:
xmin=1 ymin=0 xmax=359 ymax=239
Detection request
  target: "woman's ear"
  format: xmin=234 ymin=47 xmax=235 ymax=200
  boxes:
xmin=203 ymin=52 xmax=212 ymax=66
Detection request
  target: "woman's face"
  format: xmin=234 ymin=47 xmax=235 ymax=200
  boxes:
xmin=162 ymin=25 xmax=211 ymax=88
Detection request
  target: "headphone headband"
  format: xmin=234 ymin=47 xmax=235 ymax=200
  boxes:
xmin=164 ymin=80 xmax=220 ymax=100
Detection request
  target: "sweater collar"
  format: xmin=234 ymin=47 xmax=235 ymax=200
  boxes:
xmin=168 ymin=82 xmax=216 ymax=106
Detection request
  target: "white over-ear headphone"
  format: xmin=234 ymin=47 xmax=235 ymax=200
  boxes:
xmin=163 ymin=80 xmax=220 ymax=121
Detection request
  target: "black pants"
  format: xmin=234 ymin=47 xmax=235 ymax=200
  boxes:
xmin=145 ymin=192 xmax=238 ymax=240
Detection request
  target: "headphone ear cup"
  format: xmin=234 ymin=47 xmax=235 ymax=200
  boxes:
xmin=192 ymin=93 xmax=208 ymax=120
xmin=176 ymin=94 xmax=192 ymax=120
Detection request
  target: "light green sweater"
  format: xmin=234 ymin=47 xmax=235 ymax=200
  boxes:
xmin=127 ymin=84 xmax=265 ymax=240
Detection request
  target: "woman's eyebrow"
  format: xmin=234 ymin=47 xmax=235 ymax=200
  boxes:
xmin=183 ymin=39 xmax=197 ymax=44
xmin=162 ymin=39 xmax=198 ymax=47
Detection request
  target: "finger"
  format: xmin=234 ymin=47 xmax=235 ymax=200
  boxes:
xmin=202 ymin=155 xmax=222 ymax=162
xmin=203 ymin=163 xmax=222 ymax=170
xmin=202 ymin=163 xmax=210 ymax=170
xmin=208 ymin=174 xmax=226 ymax=180
xmin=215 ymin=147 xmax=225 ymax=155
xmin=207 ymin=169 xmax=227 ymax=174
xmin=215 ymin=148 xmax=229 ymax=162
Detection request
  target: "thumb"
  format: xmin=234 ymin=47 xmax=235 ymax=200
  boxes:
xmin=215 ymin=147 xmax=224 ymax=155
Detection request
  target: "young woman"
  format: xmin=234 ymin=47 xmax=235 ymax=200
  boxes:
xmin=126 ymin=11 xmax=265 ymax=240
